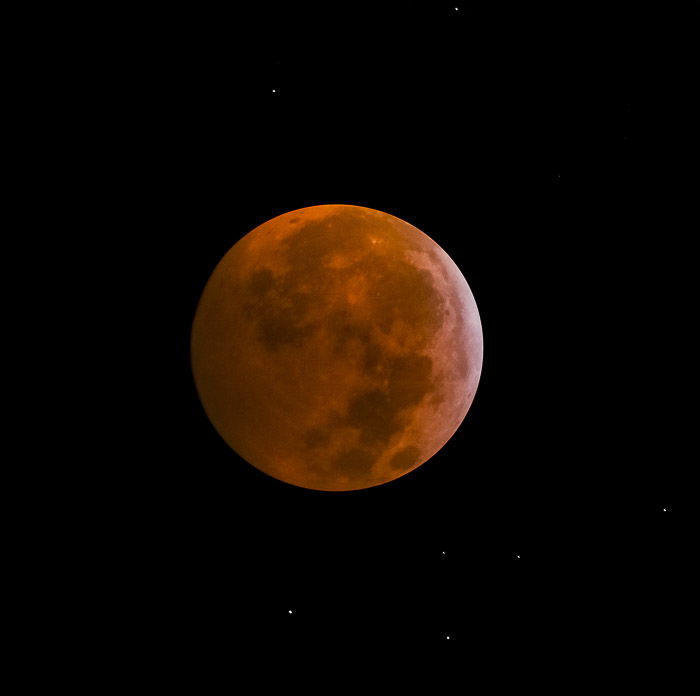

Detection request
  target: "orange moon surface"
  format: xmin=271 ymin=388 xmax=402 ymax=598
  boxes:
xmin=191 ymin=205 xmax=483 ymax=491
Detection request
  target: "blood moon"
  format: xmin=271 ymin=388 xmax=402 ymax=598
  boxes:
xmin=191 ymin=204 xmax=483 ymax=491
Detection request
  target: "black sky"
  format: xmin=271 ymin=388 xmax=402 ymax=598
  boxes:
xmin=76 ymin=1 xmax=696 ymax=668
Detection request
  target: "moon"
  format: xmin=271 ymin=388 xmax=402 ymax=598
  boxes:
xmin=191 ymin=204 xmax=483 ymax=491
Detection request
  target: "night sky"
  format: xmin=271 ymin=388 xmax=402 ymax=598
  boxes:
xmin=92 ymin=2 xmax=695 ymax=665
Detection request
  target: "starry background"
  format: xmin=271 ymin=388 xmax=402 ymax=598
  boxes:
xmin=103 ymin=3 xmax=695 ymax=658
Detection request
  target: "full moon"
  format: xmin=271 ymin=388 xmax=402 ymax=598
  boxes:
xmin=191 ymin=204 xmax=483 ymax=491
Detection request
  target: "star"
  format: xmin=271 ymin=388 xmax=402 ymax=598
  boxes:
xmin=288 ymin=609 xmax=293 ymax=614
xmin=442 ymin=551 xmax=447 ymax=556
xmin=663 ymin=508 xmax=667 ymax=512
xmin=272 ymin=89 xmax=277 ymax=94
